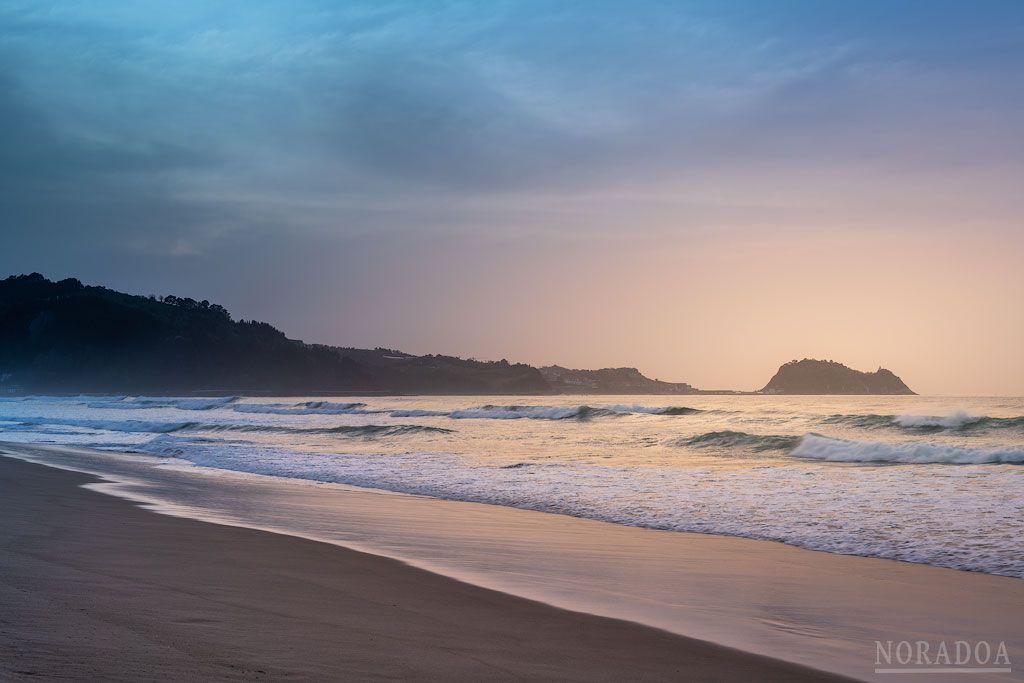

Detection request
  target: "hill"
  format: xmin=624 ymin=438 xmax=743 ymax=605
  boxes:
xmin=540 ymin=366 xmax=696 ymax=394
xmin=0 ymin=274 xmax=547 ymax=394
xmin=760 ymin=359 xmax=914 ymax=395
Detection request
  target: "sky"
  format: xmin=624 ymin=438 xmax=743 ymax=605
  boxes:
xmin=2 ymin=1 xmax=1023 ymax=394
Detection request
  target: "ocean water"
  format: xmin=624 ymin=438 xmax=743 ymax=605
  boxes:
xmin=1 ymin=394 xmax=1022 ymax=577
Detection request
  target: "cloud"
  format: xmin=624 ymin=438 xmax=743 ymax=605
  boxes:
xmin=4 ymin=1 xmax=1021 ymax=227
xmin=1 ymin=1 xmax=1022 ymax=392
xmin=0 ymin=67 xmax=226 ymax=257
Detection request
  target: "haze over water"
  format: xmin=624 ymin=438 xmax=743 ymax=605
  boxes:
xmin=3 ymin=393 xmax=1022 ymax=577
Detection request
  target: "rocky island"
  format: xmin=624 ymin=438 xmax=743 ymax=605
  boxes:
xmin=760 ymin=359 xmax=915 ymax=395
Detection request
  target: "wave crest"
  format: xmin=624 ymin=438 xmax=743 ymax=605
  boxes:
xmin=392 ymin=404 xmax=700 ymax=420
xmin=790 ymin=434 xmax=1024 ymax=464
xmin=231 ymin=401 xmax=369 ymax=415
xmin=653 ymin=406 xmax=702 ymax=415
xmin=12 ymin=417 xmax=199 ymax=433
xmin=388 ymin=409 xmax=452 ymax=418
xmin=670 ymin=430 xmax=800 ymax=452
xmin=448 ymin=405 xmax=613 ymax=420
xmin=894 ymin=410 xmax=984 ymax=429
xmin=89 ymin=396 xmax=239 ymax=411
xmin=824 ymin=411 xmax=1024 ymax=431
xmin=8 ymin=416 xmax=450 ymax=437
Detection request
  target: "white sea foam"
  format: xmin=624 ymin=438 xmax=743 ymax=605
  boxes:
xmin=128 ymin=436 xmax=1024 ymax=577
xmin=6 ymin=415 xmax=450 ymax=439
xmin=893 ymin=410 xmax=983 ymax=429
xmin=791 ymin=433 xmax=1024 ymax=464
xmin=164 ymin=397 xmax=238 ymax=410
xmin=391 ymin=404 xmax=697 ymax=420
xmin=231 ymin=401 xmax=369 ymax=415
xmin=447 ymin=405 xmax=602 ymax=420
xmin=12 ymin=416 xmax=198 ymax=433
xmin=388 ymin=409 xmax=451 ymax=417
xmin=386 ymin=405 xmax=608 ymax=420
xmin=606 ymin=404 xmax=701 ymax=415
xmin=90 ymin=396 xmax=239 ymax=411
xmin=4 ymin=394 xmax=1023 ymax=577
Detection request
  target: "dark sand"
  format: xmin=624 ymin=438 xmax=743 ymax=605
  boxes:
xmin=0 ymin=456 xmax=848 ymax=681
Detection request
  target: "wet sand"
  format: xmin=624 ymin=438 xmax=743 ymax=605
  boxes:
xmin=0 ymin=456 xmax=845 ymax=681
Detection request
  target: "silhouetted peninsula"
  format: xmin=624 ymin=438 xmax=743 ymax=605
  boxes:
xmin=761 ymin=359 xmax=915 ymax=395
xmin=0 ymin=274 xmax=548 ymax=394
xmin=0 ymin=274 xmax=690 ymax=395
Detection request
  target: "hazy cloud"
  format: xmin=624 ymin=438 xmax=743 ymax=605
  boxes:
xmin=1 ymin=1 xmax=1022 ymax=392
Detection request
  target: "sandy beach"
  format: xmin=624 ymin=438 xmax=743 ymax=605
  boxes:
xmin=0 ymin=455 xmax=849 ymax=681
xmin=2 ymin=441 xmax=1022 ymax=682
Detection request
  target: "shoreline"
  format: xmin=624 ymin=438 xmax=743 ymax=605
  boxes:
xmin=0 ymin=454 xmax=844 ymax=682
xmin=2 ymin=443 xmax=1022 ymax=682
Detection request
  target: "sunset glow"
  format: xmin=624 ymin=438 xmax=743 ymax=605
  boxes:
xmin=3 ymin=1 xmax=1022 ymax=393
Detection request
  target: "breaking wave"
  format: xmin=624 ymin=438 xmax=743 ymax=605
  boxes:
xmin=894 ymin=412 xmax=1024 ymax=430
xmin=790 ymin=434 xmax=1024 ymax=464
xmin=656 ymin=406 xmax=702 ymax=415
xmin=200 ymin=423 xmax=451 ymax=437
xmin=669 ymin=430 xmax=801 ymax=452
xmin=388 ymin=409 xmax=451 ymax=417
xmin=4 ymin=416 xmax=450 ymax=437
xmin=9 ymin=417 xmax=201 ymax=433
xmin=231 ymin=401 xmax=370 ymax=415
xmin=22 ymin=397 xmax=702 ymax=420
xmin=893 ymin=410 xmax=985 ymax=429
xmin=392 ymin=404 xmax=700 ymax=420
xmin=448 ymin=405 xmax=616 ymax=420
xmin=84 ymin=397 xmax=376 ymax=415
xmin=823 ymin=411 xmax=1024 ymax=431
xmin=615 ymin=405 xmax=702 ymax=416
xmin=821 ymin=414 xmax=894 ymax=429
xmin=88 ymin=396 xmax=240 ymax=411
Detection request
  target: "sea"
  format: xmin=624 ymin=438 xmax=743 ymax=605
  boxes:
xmin=1 ymin=393 xmax=1022 ymax=578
